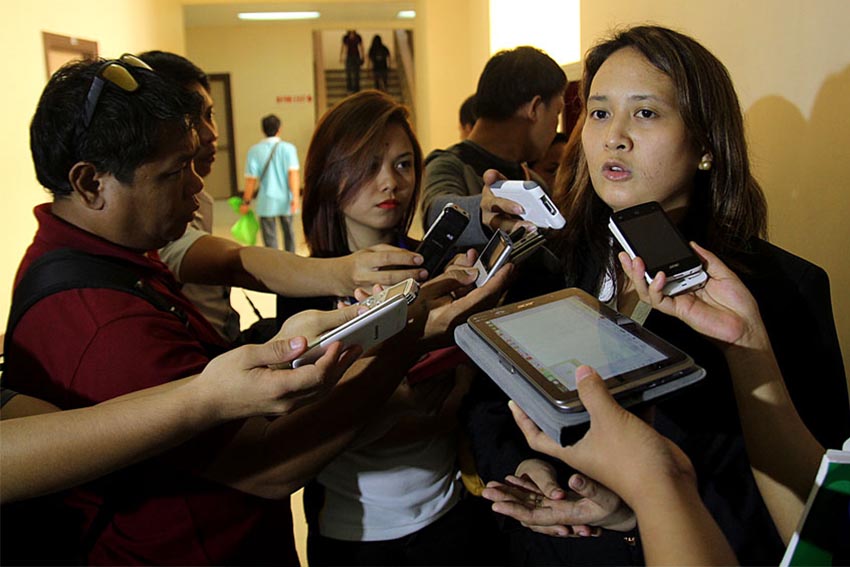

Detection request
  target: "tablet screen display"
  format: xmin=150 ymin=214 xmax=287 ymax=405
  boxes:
xmin=484 ymin=297 xmax=667 ymax=392
xmin=468 ymin=288 xmax=693 ymax=410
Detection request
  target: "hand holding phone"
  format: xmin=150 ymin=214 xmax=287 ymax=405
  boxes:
xmin=416 ymin=203 xmax=470 ymax=277
xmin=358 ymin=278 xmax=420 ymax=309
xmin=474 ymin=229 xmax=513 ymax=287
xmin=289 ymin=296 xmax=411 ymax=368
xmin=608 ymin=202 xmax=707 ymax=296
xmin=489 ymin=180 xmax=566 ymax=229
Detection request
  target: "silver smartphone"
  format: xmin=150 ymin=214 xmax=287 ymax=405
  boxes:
xmin=474 ymin=229 xmax=513 ymax=287
xmin=285 ymin=294 xmax=412 ymax=369
xmin=359 ymin=278 xmax=420 ymax=309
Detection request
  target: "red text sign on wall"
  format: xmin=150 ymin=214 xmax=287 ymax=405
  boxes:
xmin=276 ymin=94 xmax=313 ymax=104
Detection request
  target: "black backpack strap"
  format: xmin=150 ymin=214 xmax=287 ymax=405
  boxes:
xmin=3 ymin=248 xmax=188 ymax=367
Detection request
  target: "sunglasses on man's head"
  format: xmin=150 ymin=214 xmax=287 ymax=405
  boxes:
xmin=81 ymin=53 xmax=153 ymax=130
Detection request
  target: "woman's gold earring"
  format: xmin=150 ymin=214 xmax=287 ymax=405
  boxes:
xmin=698 ymin=158 xmax=713 ymax=171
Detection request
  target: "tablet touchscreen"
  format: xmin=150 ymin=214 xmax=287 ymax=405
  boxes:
xmin=467 ymin=288 xmax=695 ymax=412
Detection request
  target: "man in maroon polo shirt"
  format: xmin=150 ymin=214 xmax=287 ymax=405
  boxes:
xmin=0 ymin=55 xmax=310 ymax=566
xmin=3 ymin=55 xmax=509 ymax=566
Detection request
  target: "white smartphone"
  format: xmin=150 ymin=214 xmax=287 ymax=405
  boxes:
xmin=489 ymin=180 xmax=566 ymax=229
xmin=608 ymin=201 xmax=708 ymax=296
xmin=474 ymin=229 xmax=513 ymax=287
xmin=358 ymin=278 xmax=420 ymax=309
xmin=289 ymin=296 xmax=410 ymax=368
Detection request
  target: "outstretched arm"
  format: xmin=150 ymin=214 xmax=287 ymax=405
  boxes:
xmin=177 ymin=234 xmax=426 ymax=298
xmin=0 ymin=337 xmax=335 ymax=504
xmin=619 ymin=243 xmax=825 ymax=543
xmin=196 ymin=265 xmax=513 ymax=498
xmin=511 ymin=366 xmax=738 ymax=566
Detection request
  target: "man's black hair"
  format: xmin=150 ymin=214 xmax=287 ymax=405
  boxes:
xmin=262 ymin=114 xmax=281 ymax=137
xmin=30 ymin=58 xmax=202 ymax=197
xmin=459 ymin=94 xmax=478 ymax=128
xmin=138 ymin=50 xmax=210 ymax=91
xmin=475 ymin=46 xmax=567 ymax=120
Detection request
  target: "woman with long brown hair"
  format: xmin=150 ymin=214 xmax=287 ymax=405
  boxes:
xmin=473 ymin=25 xmax=847 ymax=565
xmin=285 ymin=90 xmax=506 ymax=566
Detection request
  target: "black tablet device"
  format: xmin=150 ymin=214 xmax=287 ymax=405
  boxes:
xmin=466 ymin=287 xmax=699 ymax=413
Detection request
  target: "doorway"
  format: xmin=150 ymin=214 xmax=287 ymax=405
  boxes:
xmin=206 ymin=73 xmax=238 ymax=199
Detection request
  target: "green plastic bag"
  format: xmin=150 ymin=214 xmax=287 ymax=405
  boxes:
xmin=228 ymin=196 xmax=259 ymax=245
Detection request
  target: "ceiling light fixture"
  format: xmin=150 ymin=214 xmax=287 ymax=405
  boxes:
xmin=238 ymin=11 xmax=321 ymax=21
xmin=397 ymin=10 xmax=416 ymax=19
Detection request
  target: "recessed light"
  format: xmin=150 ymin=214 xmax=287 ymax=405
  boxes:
xmin=238 ymin=11 xmax=321 ymax=21
xmin=397 ymin=10 xmax=416 ymax=19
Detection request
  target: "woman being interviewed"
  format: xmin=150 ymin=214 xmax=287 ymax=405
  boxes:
xmin=291 ymin=90 xmax=505 ymax=566
xmin=473 ymin=25 xmax=847 ymax=565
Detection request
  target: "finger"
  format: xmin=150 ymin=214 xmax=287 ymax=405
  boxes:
xmin=310 ymin=341 xmax=358 ymax=389
xmin=521 ymin=469 xmax=566 ymax=501
xmin=504 ymin=474 xmax=544 ymax=495
xmin=367 ymin=246 xmax=425 ymax=268
xmin=508 ymin=400 xmax=564 ymax=458
xmin=527 ymin=524 xmax=576 ymax=538
xmin=689 ymin=241 xmax=735 ymax=281
xmin=574 ymin=366 xmax=623 ymax=424
xmin=248 ymin=336 xmax=309 ymax=367
xmin=371 ymin=268 xmax=429 ymax=285
xmin=568 ymin=474 xmax=618 ymax=513
xmin=485 ymin=195 xmax=525 ymax=218
xmin=482 ymin=168 xmax=507 ymax=187
xmin=421 ymin=268 xmax=479 ymax=300
xmin=326 ymin=303 xmax=366 ymax=328
xmin=445 ymin=248 xmax=477 ymax=269
xmin=481 ymin=484 xmax=531 ymax=504
xmin=490 ymin=500 xmax=559 ymax=527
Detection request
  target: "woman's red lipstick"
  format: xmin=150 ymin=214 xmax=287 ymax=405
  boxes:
xmin=377 ymin=199 xmax=400 ymax=209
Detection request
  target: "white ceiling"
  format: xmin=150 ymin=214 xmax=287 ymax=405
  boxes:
xmin=184 ymin=1 xmax=416 ymax=27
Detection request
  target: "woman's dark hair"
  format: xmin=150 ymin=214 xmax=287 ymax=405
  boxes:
xmin=301 ymin=90 xmax=422 ymax=257
xmin=30 ymin=58 xmax=201 ymax=197
xmin=552 ymin=25 xmax=768 ymax=291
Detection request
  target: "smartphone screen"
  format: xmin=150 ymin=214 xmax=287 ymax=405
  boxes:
xmin=475 ymin=230 xmax=513 ymax=287
xmin=480 ymin=231 xmax=511 ymax=272
xmin=613 ymin=206 xmax=700 ymax=276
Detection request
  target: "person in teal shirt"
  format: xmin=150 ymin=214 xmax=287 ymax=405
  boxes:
xmin=241 ymin=114 xmax=300 ymax=252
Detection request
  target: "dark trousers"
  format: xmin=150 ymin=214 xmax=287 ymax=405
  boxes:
xmin=307 ymin=496 xmax=507 ymax=566
xmin=373 ymin=67 xmax=388 ymax=91
xmin=260 ymin=215 xmax=295 ymax=252
xmin=345 ymin=57 xmax=361 ymax=92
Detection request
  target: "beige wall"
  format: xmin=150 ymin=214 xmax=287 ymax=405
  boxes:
xmin=413 ymin=0 xmax=491 ymax=154
xmin=186 ymin=22 xmax=316 ymax=185
xmin=0 ymin=0 xmax=185 ymax=328
xmin=581 ymin=0 xmax=850 ymax=386
xmin=186 ymin=20 xmax=412 ymax=188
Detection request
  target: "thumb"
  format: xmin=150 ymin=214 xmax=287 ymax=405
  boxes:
xmin=574 ymin=365 xmax=621 ymax=422
xmin=483 ymin=168 xmax=506 ymax=186
xmin=326 ymin=303 xmax=366 ymax=327
xmin=248 ymin=337 xmax=309 ymax=368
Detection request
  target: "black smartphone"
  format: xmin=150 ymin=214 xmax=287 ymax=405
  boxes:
xmin=416 ymin=203 xmax=470 ymax=277
xmin=608 ymin=201 xmax=707 ymax=296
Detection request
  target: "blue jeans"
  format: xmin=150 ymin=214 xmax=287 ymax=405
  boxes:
xmin=260 ymin=215 xmax=295 ymax=252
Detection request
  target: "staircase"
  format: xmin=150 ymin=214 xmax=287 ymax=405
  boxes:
xmin=324 ymin=67 xmax=406 ymax=109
